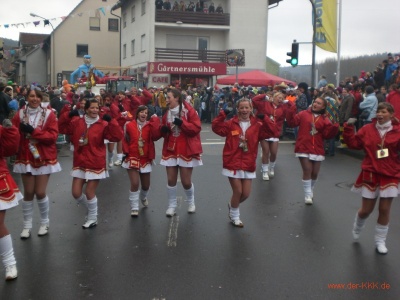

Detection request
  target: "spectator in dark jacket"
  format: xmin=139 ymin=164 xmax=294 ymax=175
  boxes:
xmin=0 ymin=83 xmax=10 ymax=123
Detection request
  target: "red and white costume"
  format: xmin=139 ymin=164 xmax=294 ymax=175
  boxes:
xmin=12 ymin=106 xmax=61 ymax=174
xmin=212 ymin=111 xmax=278 ymax=178
xmin=252 ymin=95 xmax=292 ymax=141
xmin=128 ymin=90 xmax=152 ymax=117
xmin=122 ymin=116 xmax=161 ymax=172
xmin=160 ymin=102 xmax=203 ymax=167
xmin=344 ymin=119 xmax=400 ymax=198
xmin=0 ymin=124 xmax=23 ymax=210
xmin=58 ymin=113 xmax=123 ymax=179
xmin=286 ymin=106 xmax=339 ymax=161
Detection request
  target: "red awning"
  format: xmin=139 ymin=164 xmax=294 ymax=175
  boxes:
xmin=216 ymin=70 xmax=296 ymax=87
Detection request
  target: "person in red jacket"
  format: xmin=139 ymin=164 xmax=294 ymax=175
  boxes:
xmin=286 ymin=97 xmax=339 ymax=205
xmin=0 ymin=119 xmax=22 ymax=280
xmin=58 ymin=99 xmax=123 ymax=228
xmin=160 ymin=88 xmax=202 ymax=217
xmin=212 ymin=98 xmax=278 ymax=227
xmin=128 ymin=87 xmax=152 ymax=117
xmin=252 ymin=91 xmax=292 ymax=180
xmin=343 ymin=102 xmax=400 ymax=255
xmin=386 ymin=84 xmax=400 ymax=121
xmin=12 ymin=88 xmax=61 ymax=239
xmin=122 ymin=105 xmax=161 ymax=216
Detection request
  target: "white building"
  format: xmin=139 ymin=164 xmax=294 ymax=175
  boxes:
xmin=112 ymin=0 xmax=281 ymax=89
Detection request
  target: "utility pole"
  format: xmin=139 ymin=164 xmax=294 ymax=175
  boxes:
xmin=309 ymin=0 xmax=317 ymax=87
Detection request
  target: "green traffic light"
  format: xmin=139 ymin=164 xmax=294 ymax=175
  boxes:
xmin=291 ymin=58 xmax=298 ymax=66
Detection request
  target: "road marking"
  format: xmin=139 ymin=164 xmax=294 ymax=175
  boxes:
xmin=206 ymin=139 xmax=221 ymax=141
xmin=167 ymin=216 xmax=179 ymax=247
xmin=167 ymin=197 xmax=181 ymax=247
xmin=202 ymin=142 xmax=225 ymax=145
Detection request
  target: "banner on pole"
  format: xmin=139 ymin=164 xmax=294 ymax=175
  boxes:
xmin=314 ymin=0 xmax=337 ymax=53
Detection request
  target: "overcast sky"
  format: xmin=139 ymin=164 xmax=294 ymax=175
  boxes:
xmin=0 ymin=0 xmax=397 ymax=66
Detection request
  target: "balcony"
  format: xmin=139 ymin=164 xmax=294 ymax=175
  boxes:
xmin=155 ymin=10 xmax=230 ymax=26
xmin=155 ymin=48 xmax=226 ymax=62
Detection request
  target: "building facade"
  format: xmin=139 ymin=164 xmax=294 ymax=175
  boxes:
xmin=114 ymin=0 xmax=277 ymax=89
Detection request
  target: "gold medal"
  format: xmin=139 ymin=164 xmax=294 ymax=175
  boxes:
xmin=377 ymin=148 xmax=389 ymax=159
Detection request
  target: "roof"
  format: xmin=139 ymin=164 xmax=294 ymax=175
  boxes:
xmin=19 ymin=33 xmax=49 ymax=46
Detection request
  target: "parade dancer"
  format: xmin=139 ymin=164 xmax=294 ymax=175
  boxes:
xmin=344 ymin=102 xmax=400 ymax=254
xmin=212 ymin=98 xmax=278 ymax=227
xmin=12 ymin=88 xmax=61 ymax=238
xmin=160 ymin=89 xmax=202 ymax=217
xmin=286 ymin=97 xmax=339 ymax=205
xmin=0 ymin=119 xmax=22 ymax=280
xmin=122 ymin=105 xmax=160 ymax=216
xmin=59 ymin=99 xmax=123 ymax=228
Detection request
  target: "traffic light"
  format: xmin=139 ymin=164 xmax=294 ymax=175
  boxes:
xmin=0 ymin=38 xmax=3 ymax=60
xmin=286 ymin=42 xmax=299 ymax=67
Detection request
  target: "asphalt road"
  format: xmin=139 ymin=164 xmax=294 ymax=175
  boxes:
xmin=1 ymin=124 xmax=399 ymax=300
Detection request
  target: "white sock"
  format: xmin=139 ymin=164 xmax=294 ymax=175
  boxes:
xmin=117 ymin=153 xmax=123 ymax=160
xmin=129 ymin=190 xmax=139 ymax=210
xmin=354 ymin=213 xmax=366 ymax=230
xmin=270 ymin=161 xmax=276 ymax=169
xmin=167 ymin=185 xmax=177 ymax=209
xmin=37 ymin=196 xmax=50 ymax=225
xmin=22 ymin=200 xmax=34 ymax=229
xmin=139 ymin=189 xmax=149 ymax=201
xmin=262 ymin=163 xmax=269 ymax=172
xmin=108 ymin=151 xmax=114 ymax=161
xmin=302 ymin=179 xmax=312 ymax=198
xmin=184 ymin=183 xmax=194 ymax=205
xmin=230 ymin=207 xmax=240 ymax=220
xmin=0 ymin=235 xmax=16 ymax=267
xmin=75 ymin=194 xmax=88 ymax=207
xmin=375 ymin=224 xmax=389 ymax=246
xmin=87 ymin=196 xmax=98 ymax=221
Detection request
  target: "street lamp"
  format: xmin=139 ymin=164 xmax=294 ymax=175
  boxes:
xmin=30 ymin=13 xmax=55 ymax=85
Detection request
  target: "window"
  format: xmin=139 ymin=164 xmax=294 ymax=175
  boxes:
xmin=89 ymin=17 xmax=100 ymax=31
xmin=131 ymin=40 xmax=135 ymax=56
xmin=77 ymin=44 xmax=88 ymax=57
xmin=123 ymin=44 xmax=127 ymax=59
xmin=131 ymin=5 xmax=135 ymax=23
xmin=108 ymin=18 xmax=119 ymax=32
xmin=141 ymin=34 xmax=146 ymax=52
xmin=141 ymin=0 xmax=146 ymax=16
xmin=122 ymin=12 xmax=127 ymax=28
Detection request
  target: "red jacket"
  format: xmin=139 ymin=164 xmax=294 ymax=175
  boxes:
xmin=128 ymin=90 xmax=152 ymax=116
xmin=0 ymin=125 xmax=20 ymax=174
xmin=212 ymin=112 xmax=278 ymax=172
xmin=122 ymin=117 xmax=161 ymax=168
xmin=286 ymin=106 xmax=339 ymax=155
xmin=343 ymin=119 xmax=400 ymax=178
xmin=12 ymin=108 xmax=59 ymax=167
xmin=161 ymin=102 xmax=202 ymax=157
xmin=58 ymin=114 xmax=123 ymax=170
xmin=386 ymin=90 xmax=400 ymax=121
xmin=252 ymin=96 xmax=292 ymax=137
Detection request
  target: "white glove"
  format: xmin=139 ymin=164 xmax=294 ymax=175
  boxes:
xmin=138 ymin=88 xmax=143 ymax=93
xmin=2 ymin=119 xmax=12 ymax=128
xmin=283 ymin=100 xmax=289 ymax=104
xmin=347 ymin=118 xmax=357 ymax=125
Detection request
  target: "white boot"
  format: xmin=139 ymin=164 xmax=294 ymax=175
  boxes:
xmin=302 ymin=179 xmax=313 ymax=205
xmin=0 ymin=235 xmax=17 ymax=280
xmin=184 ymin=183 xmax=195 ymax=213
xmin=83 ymin=197 xmax=98 ymax=229
xmin=262 ymin=164 xmax=269 ymax=181
xmin=37 ymin=196 xmax=50 ymax=236
xmin=21 ymin=200 xmax=33 ymax=239
xmin=352 ymin=213 xmax=366 ymax=240
xmin=139 ymin=189 xmax=149 ymax=207
xmin=166 ymin=185 xmax=177 ymax=217
xmin=129 ymin=190 xmax=140 ymax=217
xmin=375 ymin=224 xmax=389 ymax=254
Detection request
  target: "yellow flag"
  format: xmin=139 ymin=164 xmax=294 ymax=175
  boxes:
xmin=314 ymin=0 xmax=337 ymax=53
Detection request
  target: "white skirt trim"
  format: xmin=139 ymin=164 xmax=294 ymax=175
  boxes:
xmin=71 ymin=169 xmax=109 ymax=180
xmin=13 ymin=163 xmax=62 ymax=175
xmin=295 ymin=153 xmax=325 ymax=161
xmin=160 ymin=157 xmax=203 ymax=168
xmin=265 ymin=137 xmax=279 ymax=142
xmin=351 ymin=185 xmax=400 ymax=199
xmin=0 ymin=192 xmax=23 ymax=210
xmin=222 ymin=168 xmax=256 ymax=179
xmin=122 ymin=161 xmax=152 ymax=173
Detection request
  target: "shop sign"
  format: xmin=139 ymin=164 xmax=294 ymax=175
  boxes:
xmin=148 ymin=62 xmax=226 ymax=75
